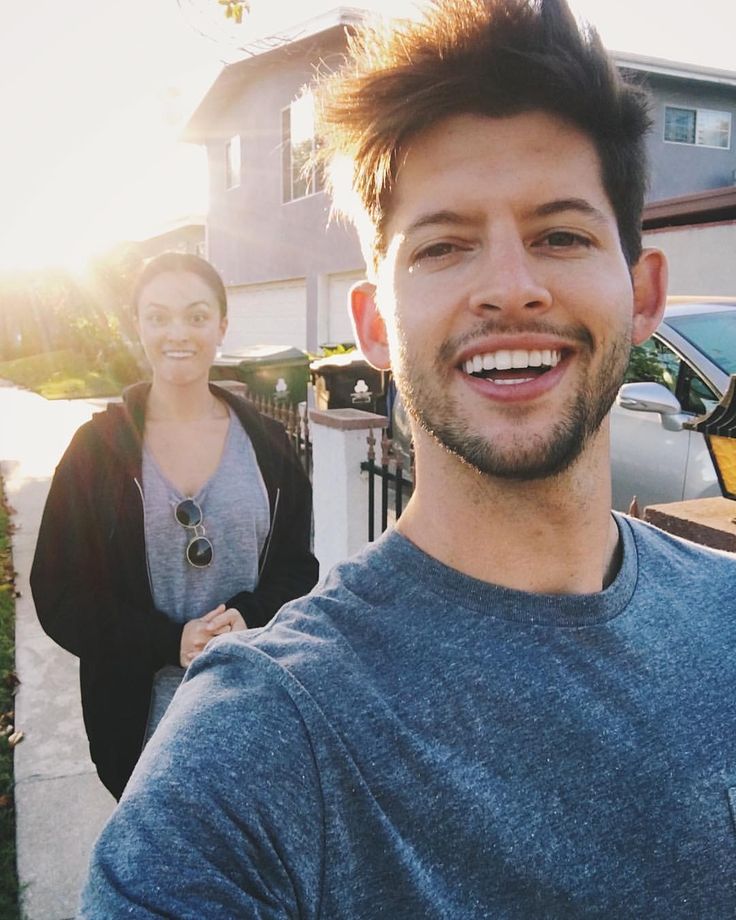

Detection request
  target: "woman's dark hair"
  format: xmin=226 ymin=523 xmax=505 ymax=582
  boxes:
xmin=131 ymin=252 xmax=228 ymax=317
xmin=316 ymin=0 xmax=651 ymax=269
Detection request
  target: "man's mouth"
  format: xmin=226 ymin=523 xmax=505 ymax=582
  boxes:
xmin=164 ymin=351 xmax=196 ymax=359
xmin=461 ymin=348 xmax=562 ymax=384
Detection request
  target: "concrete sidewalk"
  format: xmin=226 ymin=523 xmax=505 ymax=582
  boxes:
xmin=1 ymin=384 xmax=115 ymax=920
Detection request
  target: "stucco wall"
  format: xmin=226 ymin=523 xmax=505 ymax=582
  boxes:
xmin=643 ymin=221 xmax=736 ymax=295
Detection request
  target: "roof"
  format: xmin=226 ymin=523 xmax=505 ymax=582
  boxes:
xmin=183 ymin=7 xmax=366 ymax=143
xmin=613 ymin=51 xmax=736 ymax=89
xmin=643 ymin=186 xmax=736 ymax=230
xmin=183 ymin=9 xmax=736 ymax=143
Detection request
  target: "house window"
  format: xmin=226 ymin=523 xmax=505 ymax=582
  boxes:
xmin=664 ymin=106 xmax=731 ymax=149
xmin=225 ymin=135 xmax=241 ymax=189
xmin=282 ymin=90 xmax=323 ymax=202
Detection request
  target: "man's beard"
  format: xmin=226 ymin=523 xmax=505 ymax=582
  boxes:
xmin=395 ymin=320 xmax=632 ymax=482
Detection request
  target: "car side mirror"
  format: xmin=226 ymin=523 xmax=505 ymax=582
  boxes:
xmin=616 ymin=382 xmax=686 ymax=431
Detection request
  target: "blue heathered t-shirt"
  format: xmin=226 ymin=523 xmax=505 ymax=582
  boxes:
xmin=82 ymin=515 xmax=736 ymax=918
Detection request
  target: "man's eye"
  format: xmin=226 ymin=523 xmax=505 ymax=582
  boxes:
xmin=414 ymin=242 xmax=460 ymax=262
xmin=191 ymin=313 xmax=208 ymax=325
xmin=541 ymin=231 xmax=591 ymax=248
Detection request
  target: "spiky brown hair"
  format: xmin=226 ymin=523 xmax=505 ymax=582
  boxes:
xmin=315 ymin=0 xmax=651 ymax=273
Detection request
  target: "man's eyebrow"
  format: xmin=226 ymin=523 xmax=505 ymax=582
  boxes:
xmin=403 ymin=209 xmax=481 ymax=236
xmin=143 ymin=300 xmax=213 ymax=310
xmin=530 ymin=198 xmax=609 ymax=223
xmin=402 ymin=199 xmax=610 ymax=236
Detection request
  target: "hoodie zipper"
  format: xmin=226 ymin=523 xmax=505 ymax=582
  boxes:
xmin=134 ymin=476 xmax=155 ymax=597
xmin=258 ymin=487 xmax=280 ymax=577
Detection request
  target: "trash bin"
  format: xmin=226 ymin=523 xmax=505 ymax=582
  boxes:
xmin=310 ymin=350 xmax=390 ymax=415
xmin=210 ymin=345 xmax=310 ymax=405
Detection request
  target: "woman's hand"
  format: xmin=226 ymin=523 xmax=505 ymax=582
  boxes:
xmin=179 ymin=604 xmax=247 ymax=667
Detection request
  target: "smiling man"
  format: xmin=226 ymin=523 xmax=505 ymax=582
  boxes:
xmin=82 ymin=1 xmax=736 ymax=917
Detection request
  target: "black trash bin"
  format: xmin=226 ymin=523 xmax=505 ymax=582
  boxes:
xmin=310 ymin=350 xmax=389 ymax=415
xmin=210 ymin=345 xmax=310 ymax=405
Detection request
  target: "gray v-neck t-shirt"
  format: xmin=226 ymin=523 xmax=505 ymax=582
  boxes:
xmin=142 ymin=410 xmax=270 ymax=624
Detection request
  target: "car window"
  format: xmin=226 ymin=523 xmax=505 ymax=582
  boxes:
xmin=625 ymin=338 xmax=680 ymax=393
xmin=625 ymin=337 xmax=718 ymax=415
xmin=667 ymin=310 xmax=736 ymax=375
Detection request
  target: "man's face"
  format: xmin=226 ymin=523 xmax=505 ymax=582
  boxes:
xmin=357 ymin=111 xmax=664 ymax=481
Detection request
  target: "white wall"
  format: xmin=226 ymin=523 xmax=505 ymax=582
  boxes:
xmin=643 ymin=221 xmax=736 ymax=296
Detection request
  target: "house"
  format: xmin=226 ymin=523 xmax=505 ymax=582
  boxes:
xmin=183 ymin=8 xmax=366 ymax=354
xmin=135 ymin=215 xmax=206 ymax=261
xmin=184 ymin=11 xmax=736 ymax=353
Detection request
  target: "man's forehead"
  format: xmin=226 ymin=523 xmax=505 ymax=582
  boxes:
xmin=383 ymin=113 xmax=610 ymax=231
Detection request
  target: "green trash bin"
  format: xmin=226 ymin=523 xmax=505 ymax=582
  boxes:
xmin=210 ymin=345 xmax=310 ymax=405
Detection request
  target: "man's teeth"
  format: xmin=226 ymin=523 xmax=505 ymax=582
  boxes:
xmin=463 ymin=349 xmax=561 ymax=375
xmin=165 ymin=351 xmax=195 ymax=358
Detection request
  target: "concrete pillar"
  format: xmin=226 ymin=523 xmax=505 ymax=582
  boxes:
xmin=310 ymin=408 xmax=389 ymax=576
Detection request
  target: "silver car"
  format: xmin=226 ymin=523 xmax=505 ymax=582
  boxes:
xmin=611 ymin=298 xmax=736 ymax=511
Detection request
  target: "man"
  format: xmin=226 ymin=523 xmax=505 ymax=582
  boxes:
xmin=82 ymin=1 xmax=736 ymax=916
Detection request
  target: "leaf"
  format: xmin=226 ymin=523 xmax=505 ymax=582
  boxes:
xmin=8 ymin=730 xmax=23 ymax=747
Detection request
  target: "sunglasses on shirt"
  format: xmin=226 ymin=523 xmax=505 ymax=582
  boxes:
xmin=174 ymin=498 xmax=214 ymax=568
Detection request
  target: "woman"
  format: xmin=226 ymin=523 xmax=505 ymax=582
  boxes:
xmin=31 ymin=252 xmax=319 ymax=800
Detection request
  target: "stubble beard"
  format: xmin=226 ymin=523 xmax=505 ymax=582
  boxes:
xmin=395 ymin=322 xmax=632 ymax=482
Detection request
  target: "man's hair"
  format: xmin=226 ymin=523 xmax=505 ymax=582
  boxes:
xmin=316 ymin=0 xmax=651 ymax=271
xmin=131 ymin=252 xmax=228 ymax=317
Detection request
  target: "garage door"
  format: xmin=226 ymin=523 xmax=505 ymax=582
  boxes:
xmin=224 ymin=279 xmax=307 ymax=351
xmin=326 ymin=270 xmax=365 ymax=347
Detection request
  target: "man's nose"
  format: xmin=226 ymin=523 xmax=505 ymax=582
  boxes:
xmin=467 ymin=236 xmax=552 ymax=318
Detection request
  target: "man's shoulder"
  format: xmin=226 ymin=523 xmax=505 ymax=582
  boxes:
xmin=621 ymin=512 xmax=736 ymax=588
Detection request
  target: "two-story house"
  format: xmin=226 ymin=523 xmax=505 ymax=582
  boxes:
xmin=184 ymin=8 xmax=736 ymax=353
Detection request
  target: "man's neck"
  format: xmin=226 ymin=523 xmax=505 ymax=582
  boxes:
xmin=396 ymin=432 xmax=620 ymax=595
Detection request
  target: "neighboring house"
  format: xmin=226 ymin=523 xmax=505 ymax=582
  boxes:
xmin=616 ymin=53 xmax=736 ymax=201
xmin=184 ymin=11 xmax=736 ymax=353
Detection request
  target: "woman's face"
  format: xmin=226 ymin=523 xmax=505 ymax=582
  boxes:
xmin=135 ymin=270 xmax=227 ymax=388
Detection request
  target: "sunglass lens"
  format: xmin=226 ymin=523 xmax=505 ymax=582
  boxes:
xmin=175 ymin=499 xmax=202 ymax=528
xmin=187 ymin=537 xmax=213 ymax=568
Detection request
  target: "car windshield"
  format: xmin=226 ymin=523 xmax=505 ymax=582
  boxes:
xmin=666 ymin=310 xmax=736 ymax=375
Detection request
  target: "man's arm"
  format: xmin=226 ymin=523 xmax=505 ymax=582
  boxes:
xmin=80 ymin=641 xmax=325 ymax=918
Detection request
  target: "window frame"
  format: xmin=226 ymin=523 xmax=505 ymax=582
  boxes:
xmin=663 ymin=105 xmax=732 ymax=150
xmin=281 ymin=92 xmax=323 ymax=204
xmin=225 ymin=134 xmax=241 ymax=190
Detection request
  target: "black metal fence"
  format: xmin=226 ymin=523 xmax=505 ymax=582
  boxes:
xmin=361 ymin=431 xmax=414 ymax=540
xmin=249 ymin=393 xmax=313 ymax=479
xmin=218 ymin=379 xmax=413 ymax=540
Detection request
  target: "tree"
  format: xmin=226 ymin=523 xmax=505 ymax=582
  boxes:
xmin=217 ymin=0 xmax=250 ymax=24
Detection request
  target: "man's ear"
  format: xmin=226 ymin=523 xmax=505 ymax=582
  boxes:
xmin=631 ymin=248 xmax=668 ymax=345
xmin=350 ymin=281 xmax=391 ymax=370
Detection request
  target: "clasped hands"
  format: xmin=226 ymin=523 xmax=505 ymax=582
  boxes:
xmin=180 ymin=604 xmax=246 ymax=667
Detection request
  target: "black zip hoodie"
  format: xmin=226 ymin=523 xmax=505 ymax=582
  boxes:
xmin=31 ymin=382 xmax=318 ymax=799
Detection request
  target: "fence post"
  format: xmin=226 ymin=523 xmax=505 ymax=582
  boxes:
xmin=309 ymin=408 xmax=389 ymax=577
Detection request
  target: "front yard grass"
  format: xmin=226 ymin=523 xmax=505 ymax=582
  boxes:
xmin=0 ymin=482 xmax=20 ymax=917
xmin=0 ymin=350 xmax=124 ymax=399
